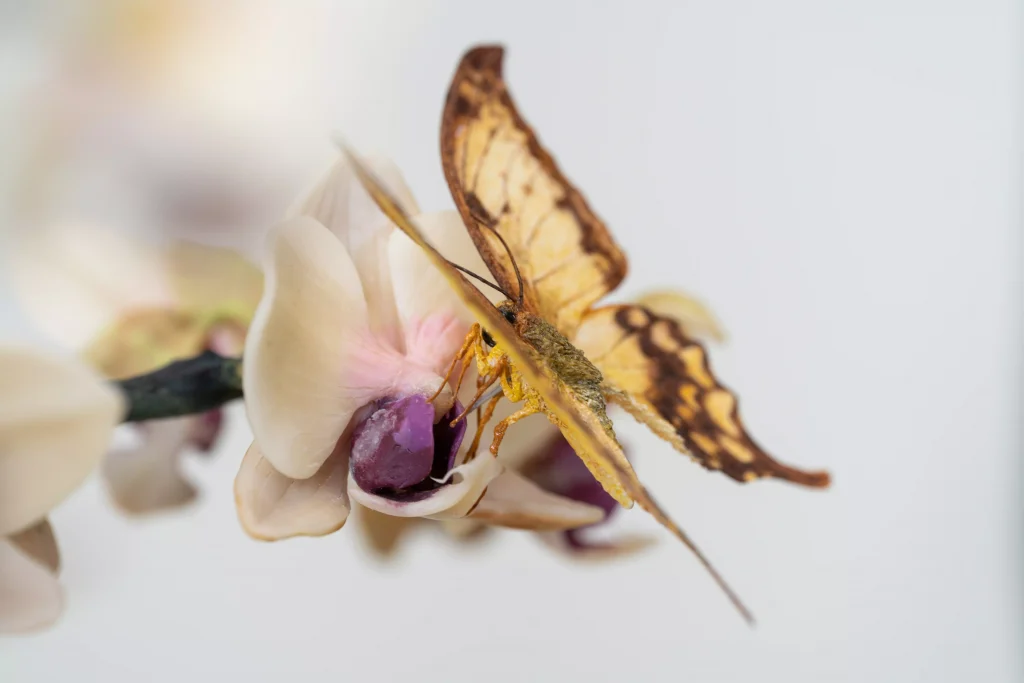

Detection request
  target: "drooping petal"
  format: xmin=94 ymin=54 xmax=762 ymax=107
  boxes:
xmin=303 ymin=155 xmax=418 ymax=347
xmin=389 ymin=210 xmax=503 ymax=370
xmin=348 ymin=454 xmax=503 ymax=520
xmin=0 ymin=533 xmax=63 ymax=634
xmin=468 ymin=470 xmax=605 ymax=531
xmin=101 ymin=417 xmax=200 ymax=515
xmin=0 ymin=348 xmax=124 ymax=536
xmin=634 ymin=289 xmax=727 ymax=343
xmin=234 ymin=441 xmax=350 ymax=541
xmin=5 ymin=224 xmax=176 ymax=349
xmin=243 ymin=216 xmax=376 ymax=480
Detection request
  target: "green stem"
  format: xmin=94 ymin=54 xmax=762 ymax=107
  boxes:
xmin=115 ymin=351 xmax=244 ymax=422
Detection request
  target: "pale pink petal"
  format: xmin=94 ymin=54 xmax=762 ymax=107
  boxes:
xmin=468 ymin=470 xmax=605 ymax=531
xmin=634 ymin=290 xmax=727 ymax=343
xmin=6 ymin=224 xmax=176 ymax=348
xmin=102 ymin=417 xmax=198 ymax=515
xmin=244 ymin=216 xmax=377 ymax=480
xmin=348 ymin=454 xmax=503 ymax=520
xmin=0 ymin=535 xmax=63 ymax=634
xmin=0 ymin=349 xmax=124 ymax=536
xmin=303 ymin=155 xmax=418 ymax=347
xmin=234 ymin=441 xmax=350 ymax=541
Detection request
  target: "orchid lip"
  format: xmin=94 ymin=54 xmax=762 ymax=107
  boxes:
xmin=349 ymin=394 xmax=466 ymax=503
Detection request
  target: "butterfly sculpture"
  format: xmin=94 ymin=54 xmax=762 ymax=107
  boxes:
xmin=342 ymin=45 xmax=830 ymax=624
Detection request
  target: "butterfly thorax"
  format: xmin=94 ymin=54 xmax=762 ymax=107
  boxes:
xmin=497 ymin=301 xmax=616 ymax=439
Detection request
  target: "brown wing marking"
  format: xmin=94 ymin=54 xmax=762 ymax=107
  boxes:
xmin=576 ymin=305 xmax=831 ymax=488
xmin=441 ymin=46 xmax=627 ymax=335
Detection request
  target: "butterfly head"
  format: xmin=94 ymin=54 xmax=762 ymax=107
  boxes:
xmin=482 ymin=299 xmax=522 ymax=349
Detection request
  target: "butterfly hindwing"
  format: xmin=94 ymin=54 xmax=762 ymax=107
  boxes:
xmin=575 ymin=304 xmax=830 ymax=488
xmin=442 ymin=46 xmax=627 ymax=334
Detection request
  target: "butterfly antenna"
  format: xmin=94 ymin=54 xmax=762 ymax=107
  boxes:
xmin=481 ymin=223 xmax=525 ymax=307
xmin=448 ymin=261 xmax=512 ymax=299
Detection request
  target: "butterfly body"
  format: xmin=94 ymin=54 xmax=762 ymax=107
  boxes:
xmin=481 ymin=300 xmax=617 ymax=443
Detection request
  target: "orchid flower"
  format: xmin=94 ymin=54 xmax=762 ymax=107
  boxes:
xmin=235 ymin=155 xmax=607 ymax=540
xmin=0 ymin=348 xmax=123 ymax=633
xmin=6 ymin=226 xmax=262 ymax=514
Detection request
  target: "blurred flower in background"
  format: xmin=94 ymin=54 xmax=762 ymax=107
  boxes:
xmin=6 ymin=225 xmax=262 ymax=514
xmin=0 ymin=0 xmax=328 ymax=516
xmin=0 ymin=348 xmax=123 ymax=633
xmin=3 ymin=0 xmax=330 ymax=251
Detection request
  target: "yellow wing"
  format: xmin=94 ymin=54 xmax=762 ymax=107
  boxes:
xmin=442 ymin=46 xmax=627 ymax=335
xmin=575 ymin=305 xmax=830 ymax=488
xmin=343 ymin=147 xmax=754 ymax=624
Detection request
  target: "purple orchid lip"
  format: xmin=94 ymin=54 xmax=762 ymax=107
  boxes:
xmin=350 ymin=395 xmax=466 ymax=503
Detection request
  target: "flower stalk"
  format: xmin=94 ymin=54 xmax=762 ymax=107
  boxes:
xmin=115 ymin=351 xmax=243 ymax=422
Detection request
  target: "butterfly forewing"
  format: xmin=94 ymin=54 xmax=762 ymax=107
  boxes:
xmin=442 ymin=46 xmax=627 ymax=335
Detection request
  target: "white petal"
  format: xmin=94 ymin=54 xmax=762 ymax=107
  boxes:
xmin=634 ymin=290 xmax=727 ymax=343
xmin=468 ymin=470 xmax=605 ymax=531
xmin=244 ymin=216 xmax=377 ymax=480
xmin=0 ymin=535 xmax=64 ymax=634
xmin=303 ymin=155 xmax=418 ymax=347
xmin=0 ymin=349 xmax=124 ymax=536
xmin=234 ymin=441 xmax=351 ymax=541
xmin=389 ymin=210 xmax=504 ymax=329
xmin=348 ymin=454 xmax=503 ymax=520
xmin=6 ymin=224 xmax=176 ymax=348
xmin=102 ymin=418 xmax=198 ymax=515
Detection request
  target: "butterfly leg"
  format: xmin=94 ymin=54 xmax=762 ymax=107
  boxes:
xmin=489 ymin=404 xmax=539 ymax=457
xmin=465 ymin=393 xmax=503 ymax=461
xmin=450 ymin=359 xmax=506 ymax=426
xmin=429 ymin=324 xmax=480 ymax=403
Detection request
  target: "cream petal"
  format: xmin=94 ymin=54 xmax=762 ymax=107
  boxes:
xmin=244 ymin=216 xmax=377 ymax=480
xmin=389 ymin=210 xmax=504 ymax=328
xmin=234 ymin=441 xmax=351 ymax=541
xmin=164 ymin=241 xmax=264 ymax=324
xmin=468 ymin=470 xmax=605 ymax=531
xmin=348 ymin=454 xmax=503 ymax=520
xmin=634 ymin=290 xmax=727 ymax=344
xmin=101 ymin=417 xmax=199 ymax=515
xmin=303 ymin=155 xmax=418 ymax=347
xmin=0 ymin=535 xmax=64 ymax=634
xmin=0 ymin=348 xmax=124 ymax=536
xmin=6 ymin=224 xmax=177 ymax=348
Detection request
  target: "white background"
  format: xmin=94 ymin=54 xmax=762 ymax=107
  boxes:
xmin=2 ymin=1 xmax=1022 ymax=681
